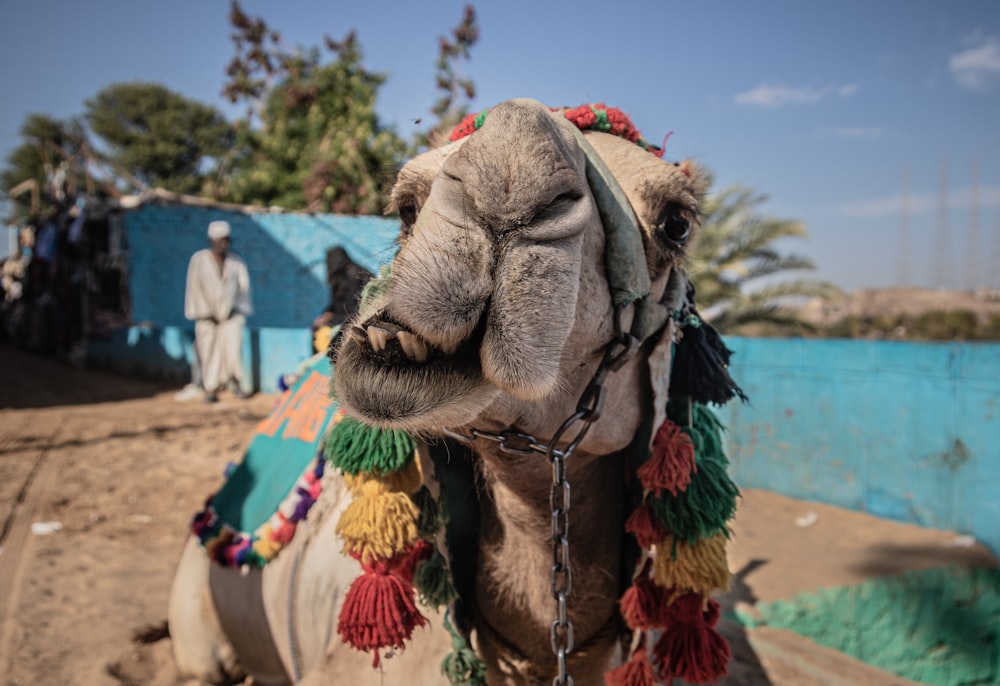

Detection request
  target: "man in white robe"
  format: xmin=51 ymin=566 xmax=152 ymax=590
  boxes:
xmin=184 ymin=220 xmax=253 ymax=402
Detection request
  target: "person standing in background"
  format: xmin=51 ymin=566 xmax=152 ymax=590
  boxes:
xmin=184 ymin=220 xmax=253 ymax=402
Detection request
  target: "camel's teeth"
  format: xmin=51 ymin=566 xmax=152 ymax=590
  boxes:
xmin=349 ymin=326 xmax=367 ymax=344
xmin=366 ymin=325 xmax=393 ymax=352
xmin=396 ymin=331 xmax=429 ymax=362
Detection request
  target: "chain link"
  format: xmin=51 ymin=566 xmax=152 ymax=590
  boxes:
xmin=439 ymin=329 xmax=639 ymax=685
xmin=549 ymin=437 xmax=574 ymax=686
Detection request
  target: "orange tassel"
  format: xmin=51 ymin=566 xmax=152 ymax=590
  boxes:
xmin=636 ymin=420 xmax=696 ymax=496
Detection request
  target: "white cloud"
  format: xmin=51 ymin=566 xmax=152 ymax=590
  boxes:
xmin=949 ymin=36 xmax=1000 ymax=91
xmin=734 ymin=82 xmax=859 ymax=108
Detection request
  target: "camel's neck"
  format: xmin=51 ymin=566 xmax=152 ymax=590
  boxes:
xmin=472 ymin=444 xmax=626 ymax=683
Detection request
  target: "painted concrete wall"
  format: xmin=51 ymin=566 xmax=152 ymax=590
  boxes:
xmin=718 ymin=337 xmax=1000 ymax=556
xmin=125 ymin=204 xmax=398 ymax=328
xmin=92 ymin=204 xmax=399 ymax=391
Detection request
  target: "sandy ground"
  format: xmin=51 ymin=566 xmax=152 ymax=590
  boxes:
xmin=0 ymin=345 xmax=995 ymax=686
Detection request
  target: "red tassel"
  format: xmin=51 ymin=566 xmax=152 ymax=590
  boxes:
xmin=390 ymin=539 xmax=433 ymax=583
xmin=652 ymin=593 xmax=730 ymax=683
xmin=624 ymin=504 xmax=667 ymax=549
xmin=336 ymin=552 xmax=429 ymax=667
xmin=604 ymin=640 xmax=655 ymax=686
xmin=636 ymin=420 xmax=696 ymax=496
xmin=272 ymin=512 xmax=296 ymax=544
xmin=618 ymin=559 xmax=668 ymax=630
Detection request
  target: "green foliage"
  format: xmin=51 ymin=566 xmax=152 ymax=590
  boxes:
xmin=823 ymin=310 xmax=1000 ymax=341
xmin=1 ymin=114 xmax=90 ymax=220
xmin=415 ymin=5 xmax=480 ymax=151
xmin=688 ymin=180 xmax=841 ymax=335
xmin=216 ymin=2 xmax=407 ymax=213
xmin=84 ymin=82 xmax=234 ymax=195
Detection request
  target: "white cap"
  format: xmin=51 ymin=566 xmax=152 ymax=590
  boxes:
xmin=207 ymin=220 xmax=231 ymax=240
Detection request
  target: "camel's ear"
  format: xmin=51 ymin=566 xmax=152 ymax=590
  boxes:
xmin=676 ymin=160 xmax=709 ymax=199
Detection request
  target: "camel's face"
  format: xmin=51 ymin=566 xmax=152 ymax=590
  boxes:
xmin=335 ymin=99 xmax=705 ymax=450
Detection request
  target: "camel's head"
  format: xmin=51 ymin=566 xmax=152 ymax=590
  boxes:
xmin=334 ymin=99 xmax=707 ymax=454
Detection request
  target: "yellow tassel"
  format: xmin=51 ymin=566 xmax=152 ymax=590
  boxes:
xmin=345 ymin=459 xmax=423 ymax=497
xmin=336 ymin=490 xmax=419 ymax=562
xmin=652 ymin=533 xmax=731 ymax=596
xmin=252 ymin=524 xmax=283 ymax=560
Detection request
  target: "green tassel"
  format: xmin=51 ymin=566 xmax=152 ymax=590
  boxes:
xmin=690 ymin=402 xmax=728 ymax=466
xmin=649 ymin=401 xmax=739 ymax=544
xmin=322 ymin=416 xmax=415 ymax=476
xmin=415 ymin=547 xmax=459 ymax=610
xmin=412 ymin=486 xmax=443 ymax=538
xmin=442 ymin=611 xmax=486 ymax=686
xmin=647 ymin=454 xmax=738 ymax=544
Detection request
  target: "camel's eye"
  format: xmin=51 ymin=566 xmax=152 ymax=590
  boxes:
xmin=398 ymin=197 xmax=418 ymax=236
xmin=655 ymin=203 xmax=692 ymax=247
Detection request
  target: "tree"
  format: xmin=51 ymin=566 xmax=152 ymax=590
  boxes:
xmin=84 ymin=82 xmax=234 ymax=195
xmin=217 ymin=1 xmax=406 ymax=214
xmin=415 ymin=5 xmax=480 ymax=150
xmin=1 ymin=114 xmax=91 ymax=220
xmin=687 ymin=181 xmax=841 ymax=334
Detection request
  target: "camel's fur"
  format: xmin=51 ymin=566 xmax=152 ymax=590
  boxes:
xmin=169 ymin=99 xmax=707 ymax=685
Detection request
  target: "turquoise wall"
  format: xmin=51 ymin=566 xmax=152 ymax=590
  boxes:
xmin=718 ymin=337 xmax=1000 ymax=556
xmin=124 ymin=204 xmax=398 ymax=328
xmin=90 ymin=204 xmax=400 ymax=392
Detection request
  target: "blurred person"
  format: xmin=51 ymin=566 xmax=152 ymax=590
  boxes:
xmin=184 ymin=220 xmax=253 ymax=402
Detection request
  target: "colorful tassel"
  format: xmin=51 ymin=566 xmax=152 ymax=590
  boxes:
xmin=618 ymin=559 xmax=667 ymax=630
xmin=336 ymin=549 xmax=429 ymax=668
xmin=669 ymin=285 xmax=747 ymax=407
xmin=651 ymin=533 xmax=731 ymax=596
xmin=646 ymin=452 xmax=738 ymax=544
xmin=652 ymin=593 xmax=730 ymax=683
xmin=335 ymin=489 xmax=420 ymax=562
xmin=324 ymin=416 xmax=415 ymax=476
xmin=346 ymin=458 xmax=423 ymax=496
xmin=604 ymin=639 xmax=655 ymax=686
xmin=624 ymin=504 xmax=667 ymax=549
xmin=636 ymin=419 xmax=696 ymax=496
xmin=411 ymin=486 xmax=443 ymax=538
xmin=442 ymin=611 xmax=487 ymax=686
xmin=414 ymin=547 xmax=459 ymax=610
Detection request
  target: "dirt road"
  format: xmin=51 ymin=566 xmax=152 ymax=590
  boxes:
xmin=0 ymin=345 xmax=992 ymax=685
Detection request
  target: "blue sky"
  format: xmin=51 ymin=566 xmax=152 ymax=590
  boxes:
xmin=2 ymin=1 xmax=999 ymax=291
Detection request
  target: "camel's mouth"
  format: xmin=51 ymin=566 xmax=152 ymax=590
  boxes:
xmin=334 ymin=310 xmax=497 ymax=430
xmin=348 ymin=311 xmax=485 ymax=371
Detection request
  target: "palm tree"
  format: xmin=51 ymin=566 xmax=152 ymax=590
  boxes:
xmin=688 ymin=181 xmax=841 ymax=335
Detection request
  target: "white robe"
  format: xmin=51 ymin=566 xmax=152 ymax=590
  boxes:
xmin=184 ymin=249 xmax=253 ymax=393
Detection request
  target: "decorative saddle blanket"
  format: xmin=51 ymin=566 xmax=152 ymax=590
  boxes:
xmin=191 ymin=353 xmax=344 ymax=567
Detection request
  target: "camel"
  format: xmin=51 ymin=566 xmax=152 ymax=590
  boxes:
xmin=169 ymin=98 xmax=732 ymax=686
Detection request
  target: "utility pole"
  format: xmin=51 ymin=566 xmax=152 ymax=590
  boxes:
xmin=964 ymin=159 xmax=981 ymax=290
xmin=898 ymin=164 xmax=910 ymax=286
xmin=933 ymin=158 xmax=953 ymax=290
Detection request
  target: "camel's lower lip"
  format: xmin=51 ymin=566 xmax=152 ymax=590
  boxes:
xmin=333 ymin=321 xmax=487 ymax=426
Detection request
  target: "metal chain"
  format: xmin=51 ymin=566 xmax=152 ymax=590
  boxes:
xmin=440 ymin=331 xmax=639 ymax=685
